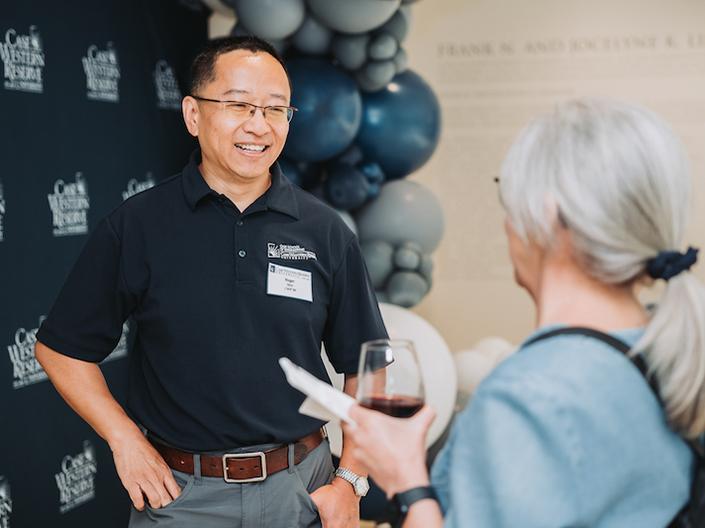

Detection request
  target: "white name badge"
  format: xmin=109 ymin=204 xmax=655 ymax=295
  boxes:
xmin=267 ymin=263 xmax=313 ymax=302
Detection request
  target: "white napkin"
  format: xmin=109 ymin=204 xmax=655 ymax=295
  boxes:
xmin=278 ymin=357 xmax=357 ymax=426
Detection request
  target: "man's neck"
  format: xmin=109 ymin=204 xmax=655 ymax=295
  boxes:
xmin=199 ymin=161 xmax=271 ymax=212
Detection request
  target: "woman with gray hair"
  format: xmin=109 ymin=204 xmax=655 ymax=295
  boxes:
xmin=344 ymin=99 xmax=704 ymax=527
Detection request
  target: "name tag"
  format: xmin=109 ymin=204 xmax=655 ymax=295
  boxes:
xmin=267 ymin=263 xmax=313 ymax=302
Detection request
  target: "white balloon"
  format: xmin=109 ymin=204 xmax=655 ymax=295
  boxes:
xmin=379 ymin=303 xmax=456 ymax=447
xmin=454 ymin=337 xmax=515 ymax=395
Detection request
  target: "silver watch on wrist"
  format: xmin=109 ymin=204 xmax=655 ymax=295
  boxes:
xmin=334 ymin=467 xmax=370 ymax=497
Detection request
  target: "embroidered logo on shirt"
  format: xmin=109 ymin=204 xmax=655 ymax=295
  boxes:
xmin=267 ymin=243 xmax=317 ymax=261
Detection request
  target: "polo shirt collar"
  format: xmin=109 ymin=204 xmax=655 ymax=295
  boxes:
xmin=182 ymin=149 xmax=300 ymax=219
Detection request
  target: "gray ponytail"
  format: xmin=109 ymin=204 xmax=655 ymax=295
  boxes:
xmin=499 ymin=98 xmax=705 ymax=437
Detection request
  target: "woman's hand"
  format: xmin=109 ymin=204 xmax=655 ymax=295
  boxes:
xmin=343 ymin=404 xmax=436 ymax=498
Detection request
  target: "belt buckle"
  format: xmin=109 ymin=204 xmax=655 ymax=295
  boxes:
xmin=222 ymin=452 xmax=267 ymax=483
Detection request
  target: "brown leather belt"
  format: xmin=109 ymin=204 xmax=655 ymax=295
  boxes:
xmin=151 ymin=430 xmax=324 ymax=483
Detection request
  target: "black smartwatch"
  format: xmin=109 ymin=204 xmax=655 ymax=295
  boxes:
xmin=392 ymin=485 xmax=439 ymax=523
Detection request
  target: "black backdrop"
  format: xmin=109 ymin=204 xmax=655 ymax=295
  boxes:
xmin=0 ymin=1 xmax=207 ymax=525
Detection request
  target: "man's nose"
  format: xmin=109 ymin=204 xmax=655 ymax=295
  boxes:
xmin=242 ymin=107 xmax=269 ymax=134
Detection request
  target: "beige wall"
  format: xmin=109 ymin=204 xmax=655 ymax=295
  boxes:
xmin=404 ymin=0 xmax=705 ymax=351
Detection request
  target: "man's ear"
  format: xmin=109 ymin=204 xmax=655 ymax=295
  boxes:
xmin=182 ymin=96 xmax=200 ymax=137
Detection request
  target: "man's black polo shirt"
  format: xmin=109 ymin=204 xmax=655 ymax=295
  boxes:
xmin=38 ymin=150 xmax=387 ymax=451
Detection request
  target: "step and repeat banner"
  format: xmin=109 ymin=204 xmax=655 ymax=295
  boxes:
xmin=0 ymin=1 xmax=207 ymax=525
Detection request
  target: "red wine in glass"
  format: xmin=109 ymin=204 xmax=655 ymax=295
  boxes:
xmin=359 ymin=394 xmax=424 ymax=418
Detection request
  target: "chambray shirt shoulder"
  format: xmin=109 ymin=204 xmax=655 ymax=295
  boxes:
xmin=431 ymin=328 xmax=693 ymax=528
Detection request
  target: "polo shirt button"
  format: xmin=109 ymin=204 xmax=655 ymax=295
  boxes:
xmin=238 ymin=250 xmax=246 ymax=258
xmin=236 ymin=220 xmax=243 ymax=226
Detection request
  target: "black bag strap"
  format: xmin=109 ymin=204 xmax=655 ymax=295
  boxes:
xmin=522 ymin=326 xmax=662 ymax=403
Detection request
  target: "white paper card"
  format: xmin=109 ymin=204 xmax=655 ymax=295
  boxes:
xmin=278 ymin=357 xmax=357 ymax=426
xmin=267 ymin=263 xmax=313 ymax=302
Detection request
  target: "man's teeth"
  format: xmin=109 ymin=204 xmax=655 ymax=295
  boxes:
xmin=236 ymin=144 xmax=267 ymax=152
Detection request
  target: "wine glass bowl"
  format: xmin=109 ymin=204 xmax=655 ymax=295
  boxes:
xmin=356 ymin=339 xmax=425 ymax=418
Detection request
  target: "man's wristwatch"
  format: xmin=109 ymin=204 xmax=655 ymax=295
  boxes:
xmin=392 ymin=486 xmax=439 ymax=520
xmin=334 ymin=467 xmax=370 ymax=497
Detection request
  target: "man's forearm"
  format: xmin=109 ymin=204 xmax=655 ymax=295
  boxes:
xmin=34 ymin=341 xmax=143 ymax=448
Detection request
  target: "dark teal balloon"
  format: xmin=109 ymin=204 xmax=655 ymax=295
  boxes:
xmin=356 ymin=70 xmax=441 ymax=179
xmin=284 ymin=58 xmax=362 ymax=162
xmin=324 ymin=164 xmax=370 ymax=211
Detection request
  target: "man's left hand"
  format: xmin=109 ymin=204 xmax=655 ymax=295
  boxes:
xmin=310 ymin=477 xmax=359 ymax=528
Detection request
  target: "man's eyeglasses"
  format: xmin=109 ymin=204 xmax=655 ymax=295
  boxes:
xmin=191 ymin=95 xmax=297 ymax=124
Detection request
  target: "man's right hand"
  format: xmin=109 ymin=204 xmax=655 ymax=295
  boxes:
xmin=110 ymin=430 xmax=182 ymax=511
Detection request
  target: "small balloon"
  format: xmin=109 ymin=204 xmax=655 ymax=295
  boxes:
xmin=232 ymin=0 xmax=305 ymax=40
xmin=356 ymin=60 xmax=396 ymax=92
xmin=393 ymin=47 xmax=408 ymax=73
xmin=386 ymin=271 xmax=428 ymax=307
xmin=291 ymin=14 xmax=332 ymax=55
xmin=331 ymin=34 xmax=370 ymax=71
xmin=368 ymin=33 xmax=399 ymax=61
xmin=307 ymin=0 xmax=401 ymax=34
xmin=324 ymin=164 xmax=370 ymax=210
xmin=394 ymin=245 xmax=421 ymax=270
xmin=336 ymin=209 xmax=358 ymax=236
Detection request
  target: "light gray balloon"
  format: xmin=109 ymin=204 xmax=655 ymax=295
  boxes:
xmin=332 ymin=34 xmax=370 ymax=70
xmin=394 ymin=245 xmax=421 ymax=270
xmin=375 ymin=290 xmax=389 ymax=303
xmin=356 ymin=180 xmax=445 ymax=254
xmin=419 ymin=254 xmax=434 ymax=282
xmin=378 ymin=8 xmax=410 ymax=43
xmin=361 ymin=240 xmax=394 ymax=289
xmin=307 ymin=0 xmax=401 ymax=34
xmin=393 ymin=47 xmax=408 ymax=73
xmin=386 ymin=271 xmax=429 ymax=308
xmin=291 ymin=14 xmax=332 ymax=55
xmin=233 ymin=0 xmax=305 ymax=40
xmin=368 ymin=33 xmax=398 ymax=61
xmin=357 ymin=59 xmax=396 ymax=92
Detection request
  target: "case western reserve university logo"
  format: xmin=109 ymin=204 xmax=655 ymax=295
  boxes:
xmin=0 ymin=476 xmax=11 ymax=528
xmin=154 ymin=60 xmax=182 ymax=110
xmin=55 ymin=441 xmax=97 ymax=514
xmin=82 ymin=42 xmax=120 ymax=102
xmin=122 ymin=172 xmax=155 ymax=201
xmin=0 ymin=25 xmax=45 ymax=93
xmin=0 ymin=180 xmax=5 ymax=242
xmin=7 ymin=316 xmax=48 ymax=389
xmin=267 ymin=243 xmax=317 ymax=260
xmin=47 ymin=172 xmax=90 ymax=237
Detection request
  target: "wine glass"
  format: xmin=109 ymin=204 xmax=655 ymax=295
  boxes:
xmin=356 ymin=339 xmax=425 ymax=418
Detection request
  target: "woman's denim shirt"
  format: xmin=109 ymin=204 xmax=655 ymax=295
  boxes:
xmin=431 ymin=326 xmax=693 ymax=527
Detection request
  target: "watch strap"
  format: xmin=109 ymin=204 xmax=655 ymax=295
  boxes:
xmin=393 ymin=485 xmax=439 ymax=516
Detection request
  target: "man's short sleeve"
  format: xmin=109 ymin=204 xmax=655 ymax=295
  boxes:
xmin=37 ymin=217 xmax=139 ymax=362
xmin=322 ymin=236 xmax=388 ymax=374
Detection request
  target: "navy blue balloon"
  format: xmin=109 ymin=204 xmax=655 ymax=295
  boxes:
xmin=356 ymin=70 xmax=441 ymax=179
xmin=277 ymin=157 xmax=322 ymax=189
xmin=284 ymin=58 xmax=362 ymax=162
xmin=325 ymin=164 xmax=370 ymax=210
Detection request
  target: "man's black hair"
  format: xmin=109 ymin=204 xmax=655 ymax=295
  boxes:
xmin=188 ymin=35 xmax=291 ymax=96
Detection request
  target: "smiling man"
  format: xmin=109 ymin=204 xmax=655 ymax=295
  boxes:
xmin=35 ymin=36 xmax=386 ymax=527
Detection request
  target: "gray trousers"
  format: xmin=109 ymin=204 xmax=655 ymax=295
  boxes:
xmin=129 ymin=439 xmax=335 ymax=528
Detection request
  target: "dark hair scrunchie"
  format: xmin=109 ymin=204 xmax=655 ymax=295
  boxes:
xmin=646 ymin=247 xmax=699 ymax=280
